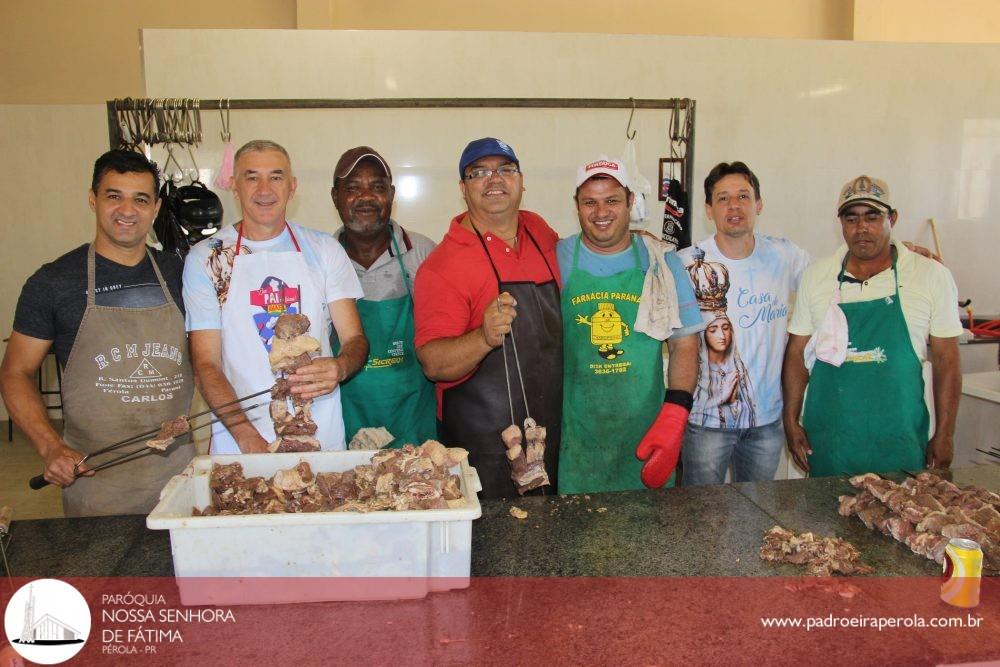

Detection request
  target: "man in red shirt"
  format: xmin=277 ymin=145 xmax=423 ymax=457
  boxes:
xmin=414 ymin=138 xmax=562 ymax=498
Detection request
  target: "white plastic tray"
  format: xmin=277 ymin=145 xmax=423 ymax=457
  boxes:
xmin=147 ymin=450 xmax=482 ymax=605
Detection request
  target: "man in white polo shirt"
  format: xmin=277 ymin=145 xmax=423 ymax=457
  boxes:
xmin=782 ymin=175 xmax=962 ymax=477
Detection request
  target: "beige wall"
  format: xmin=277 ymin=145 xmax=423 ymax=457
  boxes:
xmin=296 ymin=0 xmax=853 ymax=39
xmin=3 ymin=0 xmax=998 ymax=105
xmin=854 ymin=0 xmax=1000 ymax=43
xmin=0 ymin=0 xmax=296 ymax=104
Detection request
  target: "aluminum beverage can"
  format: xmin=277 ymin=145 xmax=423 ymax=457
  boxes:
xmin=940 ymin=538 xmax=983 ymax=608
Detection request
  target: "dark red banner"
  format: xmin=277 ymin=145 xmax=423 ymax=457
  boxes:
xmin=2 ymin=577 xmax=998 ymax=666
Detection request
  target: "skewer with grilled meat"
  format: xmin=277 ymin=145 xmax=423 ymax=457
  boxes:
xmin=147 ymin=415 xmax=192 ymax=450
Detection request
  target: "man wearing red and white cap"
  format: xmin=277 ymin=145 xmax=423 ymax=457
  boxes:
xmin=556 ymin=156 xmax=703 ymax=494
xmin=783 ymin=175 xmax=962 ymax=477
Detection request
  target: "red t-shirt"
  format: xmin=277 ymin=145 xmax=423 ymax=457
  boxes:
xmin=413 ymin=210 xmax=561 ymax=414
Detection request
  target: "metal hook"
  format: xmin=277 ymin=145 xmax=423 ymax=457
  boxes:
xmin=625 ymin=97 xmax=637 ymax=141
xmin=219 ymin=98 xmax=231 ymax=143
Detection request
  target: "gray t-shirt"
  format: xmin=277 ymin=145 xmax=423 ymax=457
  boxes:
xmin=334 ymin=220 xmax=436 ymax=301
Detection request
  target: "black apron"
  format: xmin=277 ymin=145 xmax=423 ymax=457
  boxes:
xmin=439 ymin=225 xmax=563 ymax=498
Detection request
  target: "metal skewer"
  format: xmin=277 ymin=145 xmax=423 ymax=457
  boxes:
xmin=75 ymin=387 xmax=273 ymax=464
xmin=976 ymin=448 xmax=1000 ymax=461
xmin=28 ymin=402 xmax=266 ymax=490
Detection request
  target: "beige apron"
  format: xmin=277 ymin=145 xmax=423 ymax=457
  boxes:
xmin=60 ymin=245 xmax=194 ymax=516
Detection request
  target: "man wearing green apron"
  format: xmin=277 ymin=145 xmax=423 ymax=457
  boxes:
xmin=331 ymin=146 xmax=438 ymax=447
xmin=783 ymin=175 xmax=963 ymax=477
xmin=1 ymin=150 xmax=193 ymax=515
xmin=557 ymin=157 xmax=703 ymax=494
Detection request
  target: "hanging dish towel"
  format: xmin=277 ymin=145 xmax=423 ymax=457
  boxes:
xmin=634 ymin=234 xmax=682 ymax=340
xmin=804 ymin=290 xmax=849 ymax=371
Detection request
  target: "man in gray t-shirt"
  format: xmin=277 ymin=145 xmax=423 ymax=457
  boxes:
xmin=331 ymin=146 xmax=438 ymax=446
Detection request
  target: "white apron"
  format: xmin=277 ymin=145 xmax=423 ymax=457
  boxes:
xmin=211 ymin=222 xmax=346 ymax=453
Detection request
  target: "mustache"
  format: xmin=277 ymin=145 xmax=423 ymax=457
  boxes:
xmin=350 ymin=200 xmax=382 ymax=213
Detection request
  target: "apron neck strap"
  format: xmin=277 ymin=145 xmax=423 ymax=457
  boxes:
xmin=235 ymin=221 xmax=301 ymax=255
xmin=629 ymin=234 xmax=642 ymax=268
xmin=144 ymin=247 xmax=173 ymax=302
xmin=470 ymin=220 xmax=504 ymax=289
xmin=389 ymin=225 xmax=414 ymax=300
xmin=470 ymin=215 xmax=558 ymax=290
xmin=837 ymin=244 xmax=899 ymax=294
xmin=523 ymin=224 xmax=557 ymax=283
xmin=571 ymin=235 xmax=583 ymax=270
xmin=86 ymin=244 xmax=97 ymax=306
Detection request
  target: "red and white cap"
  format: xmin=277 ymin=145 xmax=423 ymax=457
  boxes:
xmin=576 ymin=156 xmax=630 ymax=189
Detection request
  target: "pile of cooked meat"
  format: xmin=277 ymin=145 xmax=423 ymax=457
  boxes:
xmin=500 ymin=418 xmax=550 ymax=494
xmin=267 ymin=313 xmax=322 ymax=453
xmin=193 ymin=441 xmax=469 ymax=515
xmin=760 ymin=525 xmax=874 ymax=576
xmin=839 ymin=472 xmax=999 ymax=571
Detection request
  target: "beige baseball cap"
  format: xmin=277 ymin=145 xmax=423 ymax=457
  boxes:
xmin=838 ymin=175 xmax=892 ymax=215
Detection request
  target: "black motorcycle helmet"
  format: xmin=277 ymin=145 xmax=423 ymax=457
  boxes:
xmin=153 ymin=180 xmax=223 ymax=260
xmin=176 ymin=181 xmax=223 ymax=238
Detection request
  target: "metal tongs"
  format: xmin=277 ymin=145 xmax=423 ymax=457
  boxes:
xmin=975 ymin=446 xmax=1000 ymax=462
xmin=497 ymin=298 xmax=550 ymax=494
xmin=28 ymin=389 xmax=272 ymax=490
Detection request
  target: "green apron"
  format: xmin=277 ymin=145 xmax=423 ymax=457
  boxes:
xmin=558 ymin=236 xmax=672 ymax=494
xmin=337 ymin=234 xmax=437 ymax=447
xmin=803 ymin=252 xmax=928 ymax=476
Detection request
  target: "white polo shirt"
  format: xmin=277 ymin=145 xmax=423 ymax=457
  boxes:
xmin=788 ymin=240 xmax=962 ymax=363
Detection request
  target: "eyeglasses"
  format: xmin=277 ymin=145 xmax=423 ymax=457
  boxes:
xmin=464 ymin=165 xmax=520 ymax=180
xmin=840 ymin=210 xmax=887 ymax=225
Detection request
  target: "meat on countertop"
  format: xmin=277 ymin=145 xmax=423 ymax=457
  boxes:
xmin=760 ymin=525 xmax=874 ymax=577
xmin=841 ymin=472 xmax=999 ymax=571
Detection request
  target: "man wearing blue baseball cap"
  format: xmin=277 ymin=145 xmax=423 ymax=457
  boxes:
xmin=414 ymin=138 xmax=563 ymax=498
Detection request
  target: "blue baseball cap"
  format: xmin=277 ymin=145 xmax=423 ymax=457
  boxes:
xmin=458 ymin=137 xmax=519 ymax=177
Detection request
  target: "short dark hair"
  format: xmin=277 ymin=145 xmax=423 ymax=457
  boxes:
xmin=91 ymin=150 xmax=161 ymax=197
xmin=704 ymin=161 xmax=761 ymax=204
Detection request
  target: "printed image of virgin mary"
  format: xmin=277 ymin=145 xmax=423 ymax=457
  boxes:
xmin=686 ymin=246 xmax=758 ymax=428
xmin=692 ymin=312 xmax=757 ymax=428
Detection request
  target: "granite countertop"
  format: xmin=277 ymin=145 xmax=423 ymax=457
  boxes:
xmin=5 ymin=467 xmax=997 ymax=579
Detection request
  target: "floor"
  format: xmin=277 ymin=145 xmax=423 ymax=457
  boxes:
xmin=1 ymin=421 xmax=64 ymax=520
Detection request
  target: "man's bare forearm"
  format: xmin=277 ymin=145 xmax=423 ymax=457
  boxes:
xmin=781 ymin=335 xmax=810 ymax=425
xmin=334 ymin=333 xmax=369 ymax=381
xmin=0 ymin=366 xmax=65 ymax=458
xmin=417 ymin=330 xmax=493 ymax=382
xmin=666 ymin=333 xmax=698 ymax=394
xmin=929 ymin=336 xmax=961 ymax=439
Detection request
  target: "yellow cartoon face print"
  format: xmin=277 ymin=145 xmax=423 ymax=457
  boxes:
xmin=576 ymin=302 xmax=630 ymax=359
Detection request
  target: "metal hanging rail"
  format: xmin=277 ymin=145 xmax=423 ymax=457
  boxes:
xmin=109 ymin=97 xmax=692 ymax=113
xmin=106 ymin=96 xmax=696 ymax=206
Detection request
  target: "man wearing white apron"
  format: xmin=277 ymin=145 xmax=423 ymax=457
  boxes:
xmin=184 ymin=140 xmax=367 ymax=453
xmin=1 ymin=150 xmax=193 ymax=516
